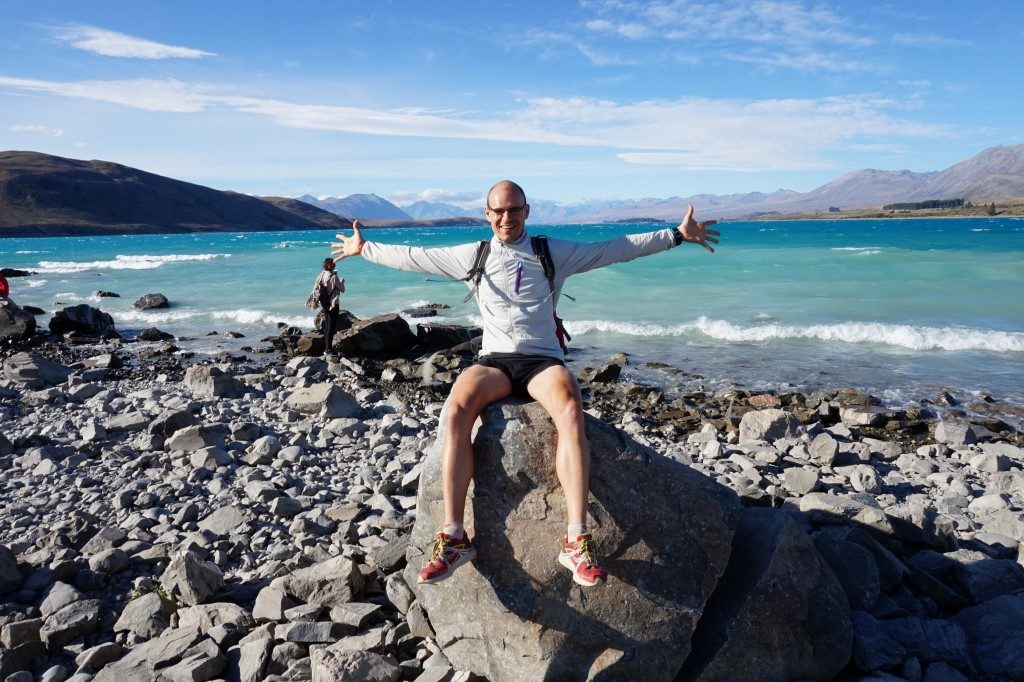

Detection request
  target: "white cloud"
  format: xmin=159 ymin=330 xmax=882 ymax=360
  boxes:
xmin=387 ymin=188 xmax=484 ymax=207
xmin=11 ymin=124 xmax=64 ymax=137
xmin=0 ymin=74 xmax=954 ymax=172
xmin=891 ymin=33 xmax=969 ymax=48
xmin=58 ymin=25 xmax=215 ymax=59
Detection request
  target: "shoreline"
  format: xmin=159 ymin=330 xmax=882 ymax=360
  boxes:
xmin=1 ymin=314 xmax=1023 ymax=678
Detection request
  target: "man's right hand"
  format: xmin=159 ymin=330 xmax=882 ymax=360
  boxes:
xmin=332 ymin=220 xmax=365 ymax=261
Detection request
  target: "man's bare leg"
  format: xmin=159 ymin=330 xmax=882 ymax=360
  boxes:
xmin=527 ymin=364 xmax=607 ymax=586
xmin=440 ymin=364 xmax=513 ymax=527
xmin=418 ymin=364 xmax=511 ymax=584
xmin=527 ymin=365 xmax=590 ymax=528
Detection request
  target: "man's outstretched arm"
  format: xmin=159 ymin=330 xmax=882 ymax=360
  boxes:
xmin=332 ymin=220 xmax=477 ymax=280
xmin=557 ymin=204 xmax=720 ymax=276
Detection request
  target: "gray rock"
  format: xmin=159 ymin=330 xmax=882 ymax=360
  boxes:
xmin=280 ymin=621 xmax=345 ymax=643
xmin=738 ymin=408 xmax=801 ymax=443
xmin=1 ymin=618 xmax=42 ymax=648
xmin=88 ymin=548 xmax=130 ymax=574
xmin=269 ymin=497 xmax=303 ymax=518
xmin=184 ymin=365 xmax=245 ymax=399
xmin=41 ymin=582 xmax=83 ymax=617
xmin=799 ymin=493 xmax=894 ymax=535
xmin=198 ymin=505 xmax=249 ymax=536
xmin=935 ymin=420 xmax=977 ymax=446
xmin=166 ymin=425 xmax=224 ymax=453
xmin=0 ymin=544 xmax=22 ymax=593
xmin=104 ymin=410 xmax=151 ymax=433
xmin=839 ymin=406 xmax=890 ymax=426
xmin=3 ymin=352 xmax=71 ymax=386
xmin=923 ymin=662 xmax=968 ymax=682
xmin=75 ymin=642 xmax=123 ymax=671
xmin=92 ymin=625 xmax=203 ymax=681
xmin=385 ymin=574 xmax=415 ymax=615
xmin=311 ymin=645 xmax=400 ymax=682
xmin=328 ymin=602 xmax=382 ymax=629
xmin=782 ymin=467 xmax=819 ymax=495
xmin=149 ymin=408 xmax=197 ymax=437
xmin=945 ymin=549 xmax=1024 ymax=604
xmin=679 ymin=508 xmax=851 ymax=681
xmin=253 ymin=585 xmax=295 ymax=622
xmin=951 ymin=593 xmax=1024 ymax=679
xmin=226 ymin=638 xmax=272 ymax=682
xmin=275 ymin=556 xmax=364 ymax=609
xmin=177 ymin=602 xmax=253 ymax=635
xmin=406 ymin=400 xmax=740 ymax=681
xmin=813 ymin=534 xmax=880 ymax=611
xmin=40 ymin=598 xmax=102 ymax=649
xmin=114 ymin=591 xmax=176 ymax=639
xmin=851 ymin=611 xmax=968 ymax=672
xmin=808 ymin=432 xmax=839 ymax=466
xmin=161 ymin=551 xmax=225 ymax=606
xmin=286 ymin=383 xmax=360 ymax=418
xmin=160 ymin=638 xmax=225 ymax=681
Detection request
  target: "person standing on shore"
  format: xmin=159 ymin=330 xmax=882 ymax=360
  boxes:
xmin=332 ymin=180 xmax=719 ymax=587
xmin=306 ymin=257 xmax=345 ymax=356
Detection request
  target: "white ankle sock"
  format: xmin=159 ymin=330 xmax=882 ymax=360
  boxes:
xmin=443 ymin=522 xmax=464 ymax=540
xmin=567 ymin=524 xmax=587 ymax=541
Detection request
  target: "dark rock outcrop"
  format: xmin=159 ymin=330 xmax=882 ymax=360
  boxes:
xmin=0 ymin=301 xmax=36 ymax=340
xmin=134 ymin=293 xmax=170 ymax=310
xmin=332 ymin=313 xmax=417 ymax=358
xmin=49 ymin=304 xmax=116 ymax=335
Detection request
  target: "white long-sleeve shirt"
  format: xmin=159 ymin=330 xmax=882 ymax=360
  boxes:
xmin=362 ymin=228 xmax=677 ymax=359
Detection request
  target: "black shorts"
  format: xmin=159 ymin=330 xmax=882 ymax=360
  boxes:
xmin=476 ymin=353 xmax=565 ymax=397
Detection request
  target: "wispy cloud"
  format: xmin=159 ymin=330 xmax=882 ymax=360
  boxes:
xmin=11 ymin=124 xmax=64 ymax=137
xmin=57 ymin=25 xmax=215 ymax=59
xmin=0 ymin=75 xmax=953 ymax=172
xmin=387 ymin=188 xmax=484 ymax=207
xmin=891 ymin=33 xmax=970 ymax=48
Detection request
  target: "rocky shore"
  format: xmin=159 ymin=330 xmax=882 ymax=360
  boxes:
xmin=1 ymin=300 xmax=1024 ymax=681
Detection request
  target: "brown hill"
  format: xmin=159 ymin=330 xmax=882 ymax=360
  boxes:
xmin=0 ymin=151 xmax=345 ymax=237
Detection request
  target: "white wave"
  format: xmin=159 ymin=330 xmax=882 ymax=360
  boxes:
xmin=273 ymin=240 xmax=323 ymax=249
xmin=35 ymin=253 xmax=230 ymax=273
xmin=25 ymin=279 xmax=47 ymax=288
xmin=212 ymin=309 xmax=313 ymax=328
xmin=832 ymin=246 xmax=883 ymax=252
xmin=52 ymin=292 xmax=101 ymax=303
xmin=112 ymin=309 xmax=202 ymax=323
xmin=971 ymin=228 xmax=989 ymax=232
xmin=15 ymin=250 xmax=44 ymax=254
xmin=567 ymin=316 xmax=1024 ymax=352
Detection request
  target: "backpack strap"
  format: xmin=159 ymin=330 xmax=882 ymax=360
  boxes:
xmin=531 ymin=236 xmax=555 ymax=292
xmin=460 ymin=240 xmax=491 ymax=303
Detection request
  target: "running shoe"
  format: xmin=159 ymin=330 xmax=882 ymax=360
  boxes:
xmin=417 ymin=532 xmax=477 ymax=584
xmin=558 ymin=533 xmax=608 ymax=587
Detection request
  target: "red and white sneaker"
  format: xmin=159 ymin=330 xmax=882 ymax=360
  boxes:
xmin=417 ymin=532 xmax=477 ymax=584
xmin=558 ymin=533 xmax=608 ymax=587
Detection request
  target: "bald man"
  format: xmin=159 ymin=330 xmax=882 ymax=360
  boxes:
xmin=333 ymin=180 xmax=718 ymax=587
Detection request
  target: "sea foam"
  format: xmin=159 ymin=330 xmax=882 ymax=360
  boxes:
xmin=566 ymin=317 xmax=1024 ymax=353
xmin=35 ymin=253 xmax=230 ymax=273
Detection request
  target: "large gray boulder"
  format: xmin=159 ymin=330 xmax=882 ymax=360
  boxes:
xmin=49 ymin=304 xmax=115 ymax=335
xmin=738 ymin=408 xmax=802 ymax=443
xmin=405 ymin=400 xmax=741 ymax=681
xmin=183 ymin=365 xmax=245 ymax=399
xmin=0 ymin=300 xmax=36 ymax=340
xmin=160 ymin=550 xmax=225 ymax=606
xmin=286 ymin=383 xmax=359 ymax=418
xmin=679 ymin=508 xmax=852 ymax=680
xmin=2 ymin=352 xmax=70 ymax=386
xmin=273 ymin=556 xmax=364 ymax=609
xmin=0 ymin=545 xmax=22 ymax=594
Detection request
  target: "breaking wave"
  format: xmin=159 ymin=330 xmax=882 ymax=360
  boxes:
xmin=566 ymin=317 xmax=1024 ymax=352
xmin=35 ymin=253 xmax=230 ymax=273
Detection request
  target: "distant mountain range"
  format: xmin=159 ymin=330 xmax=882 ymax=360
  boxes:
xmin=0 ymin=151 xmax=348 ymax=237
xmin=1 ymin=144 xmax=1021 ymax=238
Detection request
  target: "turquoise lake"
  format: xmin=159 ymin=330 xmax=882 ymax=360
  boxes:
xmin=2 ymin=217 xmax=1023 ymax=411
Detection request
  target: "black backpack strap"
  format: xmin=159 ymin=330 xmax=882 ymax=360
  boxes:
xmin=460 ymin=240 xmax=490 ymax=302
xmin=531 ymin=235 xmax=556 ymax=291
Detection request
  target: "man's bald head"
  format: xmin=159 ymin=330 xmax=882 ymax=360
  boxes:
xmin=487 ymin=180 xmax=526 ymax=207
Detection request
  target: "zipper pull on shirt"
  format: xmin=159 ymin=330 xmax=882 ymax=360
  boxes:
xmin=514 ymin=260 xmax=524 ymax=294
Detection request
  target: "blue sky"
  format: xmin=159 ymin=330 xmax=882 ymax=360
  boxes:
xmin=1 ymin=1 xmax=1021 ymax=207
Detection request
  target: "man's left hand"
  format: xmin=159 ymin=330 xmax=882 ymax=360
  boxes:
xmin=678 ymin=204 xmax=719 ymax=253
